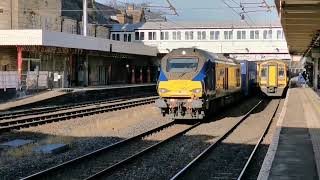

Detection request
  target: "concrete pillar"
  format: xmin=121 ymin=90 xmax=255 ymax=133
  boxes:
xmin=83 ymin=0 xmax=87 ymax=36
xmin=147 ymin=66 xmax=151 ymax=83
xmin=131 ymin=65 xmax=135 ymax=84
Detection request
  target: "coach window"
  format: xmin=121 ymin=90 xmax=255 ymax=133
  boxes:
xmin=135 ymin=32 xmax=139 ymax=40
xmin=215 ymin=31 xmax=220 ymax=40
xmin=112 ymin=34 xmax=116 ymax=40
xmin=202 ymin=31 xmax=206 ymax=40
xmin=140 ymin=32 xmax=145 ymax=40
xmin=124 ymin=34 xmax=128 ymax=42
xmin=173 ymin=31 xmax=177 ymax=40
xmin=210 ymin=31 xmax=214 ymax=40
xmin=197 ymin=31 xmax=201 ymax=40
xmin=177 ymin=31 xmax=181 ymax=40
xmin=116 ymin=34 xmax=120 ymax=41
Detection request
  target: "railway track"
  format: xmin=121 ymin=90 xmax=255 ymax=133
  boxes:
xmin=0 ymin=96 xmax=158 ymax=133
xmin=0 ymin=94 xmax=155 ymax=121
xmin=170 ymin=99 xmax=280 ymax=180
xmin=22 ymin=121 xmax=201 ymax=180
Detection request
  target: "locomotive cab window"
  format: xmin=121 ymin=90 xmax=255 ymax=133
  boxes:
xmin=279 ymin=67 xmax=285 ymax=78
xmin=167 ymin=58 xmax=198 ymax=73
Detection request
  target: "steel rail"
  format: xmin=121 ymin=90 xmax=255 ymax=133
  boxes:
xmin=85 ymin=122 xmax=201 ymax=180
xmin=237 ymin=99 xmax=281 ymax=180
xmin=170 ymin=100 xmax=263 ymax=180
xmin=0 ymin=94 xmax=155 ymax=121
xmin=21 ymin=121 xmax=177 ymax=179
xmin=0 ymin=97 xmax=158 ymax=133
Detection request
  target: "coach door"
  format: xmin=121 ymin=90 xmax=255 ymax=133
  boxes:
xmin=268 ymin=65 xmax=277 ymax=87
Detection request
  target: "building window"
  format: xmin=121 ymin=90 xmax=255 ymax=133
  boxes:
xmin=161 ymin=32 xmax=164 ymax=40
xmin=215 ymin=31 xmax=220 ymax=40
xmin=177 ymin=31 xmax=181 ymax=40
xmin=148 ymin=32 xmax=152 ymax=40
xmin=135 ymin=32 xmax=139 ymax=40
xmin=277 ymin=30 xmax=283 ymax=39
xmin=224 ymin=31 xmax=233 ymax=40
xmin=153 ymin=32 xmax=157 ymax=40
xmin=197 ymin=31 xmax=201 ymax=40
xmin=165 ymin=32 xmax=169 ymax=40
xmin=189 ymin=31 xmax=193 ymax=40
xmin=128 ymin=34 xmax=131 ymax=42
xmin=250 ymin=30 xmax=259 ymax=39
xmin=263 ymin=30 xmax=268 ymax=39
xmin=185 ymin=31 xmax=189 ymax=40
xmin=250 ymin=31 xmax=254 ymax=39
xmin=263 ymin=30 xmax=273 ymax=39
xmin=124 ymin=34 xmax=127 ymax=42
xmin=172 ymin=31 xmax=177 ymax=40
xmin=202 ymin=31 xmax=206 ymax=40
xmin=140 ymin=32 xmax=144 ymax=40
xmin=210 ymin=31 xmax=214 ymax=40
xmin=268 ymin=30 xmax=272 ymax=39
xmin=112 ymin=34 xmax=116 ymax=40
xmin=116 ymin=34 xmax=120 ymax=41
xmin=255 ymin=30 xmax=259 ymax=39
xmin=237 ymin=30 xmax=246 ymax=39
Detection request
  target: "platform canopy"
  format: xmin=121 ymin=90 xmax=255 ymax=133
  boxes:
xmin=0 ymin=30 xmax=157 ymax=56
xmin=276 ymin=0 xmax=320 ymax=55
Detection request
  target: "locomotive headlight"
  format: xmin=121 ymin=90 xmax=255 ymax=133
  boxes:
xmin=159 ymin=88 xmax=170 ymax=93
xmin=192 ymin=88 xmax=202 ymax=94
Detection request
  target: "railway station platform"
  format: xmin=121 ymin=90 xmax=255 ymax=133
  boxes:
xmin=0 ymin=83 xmax=156 ymax=111
xmin=258 ymin=87 xmax=320 ymax=180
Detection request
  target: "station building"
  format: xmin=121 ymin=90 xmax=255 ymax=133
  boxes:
xmin=110 ymin=21 xmax=290 ymax=61
xmin=0 ymin=0 xmax=159 ymax=97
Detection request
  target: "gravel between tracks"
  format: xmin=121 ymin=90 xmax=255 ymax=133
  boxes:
xmin=99 ymin=97 xmax=262 ymax=180
xmin=0 ymin=104 xmax=169 ymax=179
xmin=181 ymin=99 xmax=280 ymax=180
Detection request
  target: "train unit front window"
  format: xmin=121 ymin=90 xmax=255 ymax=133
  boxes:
xmin=167 ymin=58 xmax=199 ymax=73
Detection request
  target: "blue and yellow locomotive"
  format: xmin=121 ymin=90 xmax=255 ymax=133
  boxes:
xmin=155 ymin=48 xmax=257 ymax=120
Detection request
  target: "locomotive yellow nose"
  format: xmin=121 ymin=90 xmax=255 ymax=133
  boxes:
xmin=158 ymin=80 xmax=203 ymax=98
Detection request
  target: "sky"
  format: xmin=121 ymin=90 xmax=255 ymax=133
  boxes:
xmin=96 ymin=0 xmax=280 ymax=25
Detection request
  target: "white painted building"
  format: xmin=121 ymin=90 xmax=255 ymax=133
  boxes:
xmin=111 ymin=21 xmax=290 ymax=61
